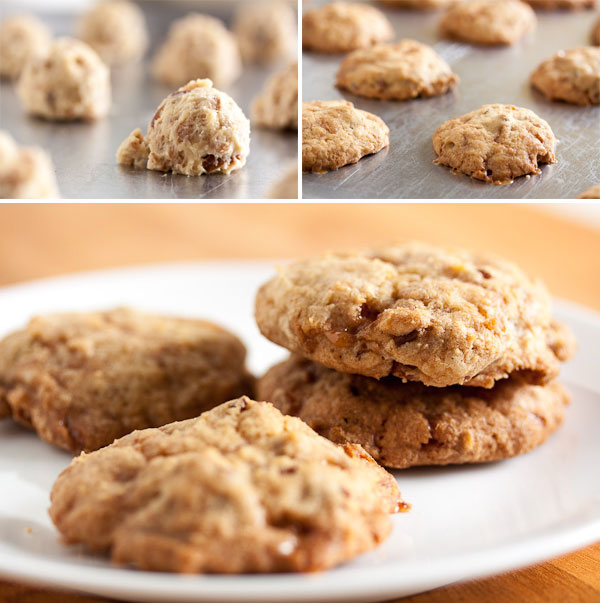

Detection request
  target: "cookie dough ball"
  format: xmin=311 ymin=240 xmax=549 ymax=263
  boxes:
xmin=252 ymin=61 xmax=298 ymax=130
xmin=0 ymin=14 xmax=51 ymax=80
xmin=0 ymin=131 xmax=59 ymax=198
xmin=531 ymin=47 xmax=600 ymax=105
xmin=303 ymin=2 xmax=393 ymax=53
xmin=77 ymin=0 xmax=148 ymax=66
xmin=233 ymin=1 xmax=297 ymax=64
xmin=302 ymin=100 xmax=389 ymax=173
xmin=17 ymin=37 xmax=110 ymax=120
xmin=152 ymin=14 xmax=241 ymax=89
xmin=577 ymin=184 xmax=600 ymax=198
xmin=440 ymin=0 xmax=537 ymax=45
xmin=524 ymin=0 xmax=595 ymax=9
xmin=433 ymin=104 xmax=557 ymax=185
xmin=336 ymin=40 xmax=459 ymax=100
xmin=377 ymin=0 xmax=454 ymax=8
xmin=268 ymin=161 xmax=298 ymax=198
xmin=592 ymin=17 xmax=600 ymax=44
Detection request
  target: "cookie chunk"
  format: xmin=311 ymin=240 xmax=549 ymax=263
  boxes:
xmin=268 ymin=161 xmax=298 ymax=199
xmin=0 ymin=308 xmax=254 ymax=453
xmin=77 ymin=0 xmax=148 ymax=66
xmin=303 ymin=2 xmax=393 ymax=53
xmin=259 ymin=356 xmax=570 ymax=468
xmin=116 ymin=128 xmax=149 ymax=169
xmin=524 ymin=0 xmax=595 ymax=9
xmin=377 ymin=0 xmax=454 ymax=8
xmin=152 ymin=14 xmax=241 ymax=89
xmin=252 ymin=62 xmax=298 ymax=130
xmin=577 ymin=184 xmax=600 ymax=198
xmin=336 ymin=40 xmax=459 ymax=101
xmin=531 ymin=47 xmax=600 ymax=105
xmin=592 ymin=18 xmax=600 ymax=45
xmin=439 ymin=0 xmax=537 ymax=45
xmin=433 ymin=104 xmax=557 ymax=185
xmin=302 ymin=100 xmax=389 ymax=173
xmin=49 ymin=397 xmax=404 ymax=572
xmin=17 ymin=37 xmax=110 ymax=120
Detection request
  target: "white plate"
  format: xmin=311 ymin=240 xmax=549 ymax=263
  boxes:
xmin=0 ymin=262 xmax=599 ymax=603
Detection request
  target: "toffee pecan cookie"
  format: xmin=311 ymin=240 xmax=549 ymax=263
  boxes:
xmin=255 ymin=243 xmax=575 ymax=388
xmin=433 ymin=104 xmax=557 ymax=185
xmin=252 ymin=62 xmax=298 ymax=130
xmin=303 ymin=2 xmax=393 ymax=53
xmin=336 ymin=40 xmax=459 ymax=101
xmin=577 ymin=184 xmax=600 ymax=198
xmin=0 ymin=308 xmax=254 ymax=453
xmin=49 ymin=397 xmax=404 ymax=572
xmin=258 ymin=356 xmax=571 ymax=468
xmin=302 ymin=100 xmax=389 ymax=173
xmin=531 ymin=47 xmax=600 ymax=105
xmin=524 ymin=0 xmax=595 ymax=9
xmin=377 ymin=0 xmax=454 ymax=9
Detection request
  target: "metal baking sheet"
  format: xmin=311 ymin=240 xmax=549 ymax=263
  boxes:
xmin=0 ymin=1 xmax=298 ymax=199
xmin=302 ymin=1 xmax=600 ymax=199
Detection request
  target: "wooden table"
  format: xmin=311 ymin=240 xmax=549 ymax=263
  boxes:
xmin=0 ymin=203 xmax=598 ymax=603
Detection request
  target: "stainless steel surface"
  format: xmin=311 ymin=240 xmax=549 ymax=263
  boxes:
xmin=0 ymin=2 xmax=298 ymax=199
xmin=302 ymin=2 xmax=600 ymax=199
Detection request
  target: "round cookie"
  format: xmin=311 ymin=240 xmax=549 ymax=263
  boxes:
xmin=531 ymin=47 xmax=600 ymax=106
xmin=439 ymin=0 xmax=537 ymax=45
xmin=433 ymin=104 xmax=557 ymax=185
xmin=17 ymin=37 xmax=110 ymax=121
xmin=0 ymin=308 xmax=254 ymax=453
xmin=268 ymin=161 xmax=298 ymax=199
xmin=524 ymin=0 xmax=595 ymax=9
xmin=577 ymin=184 xmax=600 ymax=198
xmin=377 ymin=0 xmax=454 ymax=8
xmin=252 ymin=61 xmax=298 ymax=130
xmin=152 ymin=13 xmax=241 ymax=89
xmin=303 ymin=2 xmax=393 ymax=53
xmin=592 ymin=17 xmax=600 ymax=44
xmin=302 ymin=100 xmax=389 ymax=173
xmin=336 ymin=40 xmax=459 ymax=101
xmin=49 ymin=397 xmax=404 ymax=573
xmin=254 ymin=242 xmax=576 ymax=388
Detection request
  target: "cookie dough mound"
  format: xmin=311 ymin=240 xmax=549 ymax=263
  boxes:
xmin=17 ymin=37 xmax=110 ymax=120
xmin=524 ymin=0 xmax=595 ymax=9
xmin=152 ymin=13 xmax=241 ymax=89
xmin=233 ymin=1 xmax=297 ymax=64
xmin=433 ymin=104 xmax=557 ymax=185
xmin=593 ymin=18 xmax=600 ymax=44
xmin=116 ymin=128 xmax=149 ymax=169
xmin=577 ymin=184 xmax=600 ymax=198
xmin=303 ymin=2 xmax=393 ymax=53
xmin=255 ymin=243 xmax=576 ymax=388
xmin=0 ymin=308 xmax=254 ymax=453
xmin=49 ymin=397 xmax=404 ymax=573
xmin=252 ymin=62 xmax=298 ymax=130
xmin=0 ymin=14 xmax=51 ymax=80
xmin=302 ymin=100 xmax=389 ymax=173
xmin=531 ymin=47 xmax=600 ymax=105
xmin=439 ymin=0 xmax=537 ymax=45
xmin=268 ymin=161 xmax=298 ymax=199
xmin=336 ymin=40 xmax=459 ymax=101
xmin=77 ymin=0 xmax=148 ymax=66
xmin=377 ymin=0 xmax=454 ymax=8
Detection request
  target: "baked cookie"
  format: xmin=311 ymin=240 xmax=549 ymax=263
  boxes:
xmin=377 ymin=0 xmax=454 ymax=8
xmin=531 ymin=47 xmax=600 ymax=105
xmin=303 ymin=2 xmax=393 ymax=53
xmin=17 ymin=37 xmax=110 ymax=120
xmin=302 ymin=100 xmax=389 ymax=173
xmin=152 ymin=14 xmax=241 ymax=89
xmin=0 ymin=308 xmax=254 ymax=453
xmin=259 ymin=356 xmax=570 ymax=468
xmin=117 ymin=79 xmax=250 ymax=176
xmin=254 ymin=243 xmax=576 ymax=388
xmin=524 ymin=0 xmax=595 ymax=9
xmin=252 ymin=62 xmax=298 ymax=130
xmin=439 ymin=0 xmax=537 ymax=45
xmin=49 ymin=397 xmax=404 ymax=572
xmin=592 ymin=17 xmax=600 ymax=44
xmin=336 ymin=40 xmax=459 ymax=101
xmin=268 ymin=161 xmax=298 ymax=199
xmin=433 ymin=104 xmax=557 ymax=185
xmin=577 ymin=184 xmax=600 ymax=198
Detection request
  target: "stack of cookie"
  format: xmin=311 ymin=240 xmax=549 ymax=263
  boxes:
xmin=256 ymin=242 xmax=576 ymax=469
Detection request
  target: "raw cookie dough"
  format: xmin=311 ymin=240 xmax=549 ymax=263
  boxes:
xmin=77 ymin=0 xmax=148 ymax=66
xmin=49 ymin=397 xmax=405 ymax=573
xmin=0 ymin=14 xmax=51 ymax=80
xmin=336 ymin=40 xmax=459 ymax=100
xmin=254 ymin=242 xmax=576 ymax=387
xmin=0 ymin=308 xmax=254 ymax=453
xmin=303 ymin=2 xmax=393 ymax=53
xmin=433 ymin=104 xmax=557 ymax=184
xmin=0 ymin=130 xmax=59 ymax=199
xmin=377 ymin=0 xmax=454 ymax=8
xmin=439 ymin=0 xmax=537 ymax=45
xmin=152 ymin=13 xmax=241 ymax=89
xmin=531 ymin=47 xmax=600 ymax=105
xmin=524 ymin=0 xmax=595 ymax=9
xmin=17 ymin=37 xmax=110 ymax=120
xmin=268 ymin=161 xmax=298 ymax=198
xmin=258 ymin=356 xmax=570 ymax=468
xmin=252 ymin=61 xmax=298 ymax=130
xmin=577 ymin=184 xmax=600 ymax=198
xmin=302 ymin=100 xmax=389 ymax=173
xmin=117 ymin=79 xmax=250 ymax=176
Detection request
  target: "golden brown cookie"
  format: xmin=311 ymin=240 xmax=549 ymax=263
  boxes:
xmin=524 ymin=0 xmax=595 ymax=10
xmin=577 ymin=184 xmax=600 ymax=198
xmin=252 ymin=61 xmax=298 ymax=130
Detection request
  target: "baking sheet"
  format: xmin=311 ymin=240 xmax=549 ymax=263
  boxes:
xmin=0 ymin=1 xmax=298 ymax=199
xmin=302 ymin=1 xmax=600 ymax=199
